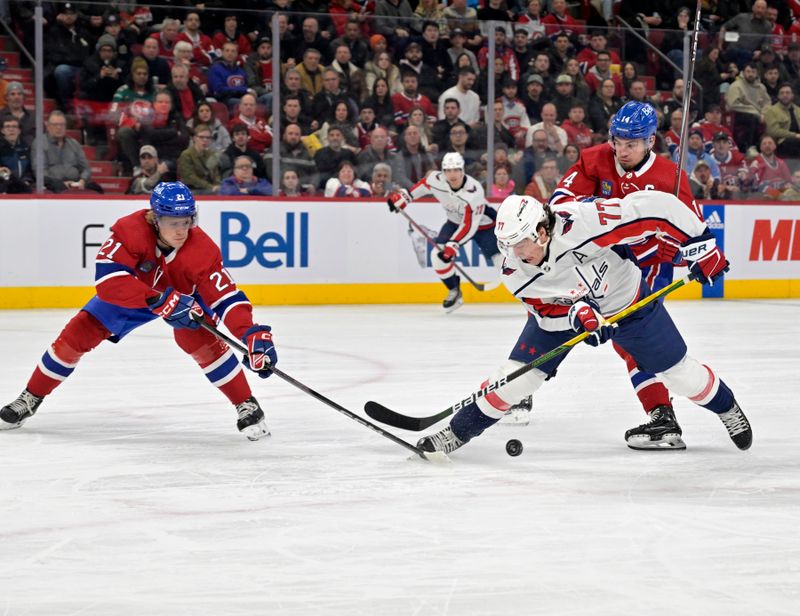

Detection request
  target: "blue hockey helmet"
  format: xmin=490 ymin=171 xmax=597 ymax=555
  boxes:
xmin=150 ymin=181 xmax=196 ymax=218
xmin=609 ymin=101 xmax=658 ymax=140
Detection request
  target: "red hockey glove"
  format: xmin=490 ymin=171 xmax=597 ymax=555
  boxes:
xmin=437 ymin=241 xmax=460 ymax=263
xmin=568 ymin=299 xmax=617 ymax=347
xmin=387 ymin=189 xmax=411 ymax=213
xmin=242 ymin=325 xmax=277 ymax=378
xmin=148 ymin=287 xmax=203 ymax=329
xmin=680 ymin=231 xmax=729 ymax=286
xmin=629 ymin=236 xmax=681 ymax=267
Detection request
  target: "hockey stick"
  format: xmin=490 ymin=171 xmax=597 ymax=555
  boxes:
xmin=191 ymin=315 xmax=449 ymax=463
xmin=398 ymin=208 xmax=502 ymax=292
xmin=365 ymin=274 xmax=693 ymax=431
xmin=673 ymin=0 xmax=703 ymax=194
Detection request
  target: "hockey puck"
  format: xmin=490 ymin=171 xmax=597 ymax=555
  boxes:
xmin=505 ymin=439 xmax=523 ymax=457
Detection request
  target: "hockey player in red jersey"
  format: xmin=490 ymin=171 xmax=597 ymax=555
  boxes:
xmin=550 ymin=101 xmax=703 ymax=450
xmin=0 ymin=182 xmax=275 ymax=440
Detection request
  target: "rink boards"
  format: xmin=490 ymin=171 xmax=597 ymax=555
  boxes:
xmin=1 ymin=197 xmax=799 ymax=308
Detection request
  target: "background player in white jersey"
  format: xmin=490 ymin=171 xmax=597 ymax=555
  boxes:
xmin=387 ymin=152 xmax=503 ymax=312
xmin=417 ymin=193 xmax=752 ymax=455
xmin=1 ymin=182 xmax=276 ymax=440
xmin=549 ymin=101 xmax=701 ymax=450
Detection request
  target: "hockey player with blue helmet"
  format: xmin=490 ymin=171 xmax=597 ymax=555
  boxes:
xmin=1 ymin=181 xmax=276 ymax=442
xmin=546 ymin=100 xmax=707 ymax=451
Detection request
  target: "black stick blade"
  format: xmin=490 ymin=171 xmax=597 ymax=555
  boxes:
xmin=364 ymin=401 xmax=451 ymax=432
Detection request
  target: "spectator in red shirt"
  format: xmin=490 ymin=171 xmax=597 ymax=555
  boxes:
xmin=561 ymin=103 xmax=593 ymax=149
xmin=228 ymin=93 xmax=272 ymax=154
xmin=212 ymin=14 xmax=252 ymax=61
xmin=176 ymin=11 xmax=218 ymax=67
xmin=576 ymin=31 xmax=621 ymax=72
xmin=148 ymin=18 xmax=179 ymax=60
xmin=584 ymin=51 xmax=623 ymax=97
xmin=750 ymin=134 xmax=791 ymax=197
xmin=542 ymin=0 xmax=584 ymax=40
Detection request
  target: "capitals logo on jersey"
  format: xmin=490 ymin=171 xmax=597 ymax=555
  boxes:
xmin=557 ymin=211 xmax=575 ymax=235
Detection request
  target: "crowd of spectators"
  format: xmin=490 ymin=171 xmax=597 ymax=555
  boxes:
xmin=3 ymin=0 xmax=800 ymax=200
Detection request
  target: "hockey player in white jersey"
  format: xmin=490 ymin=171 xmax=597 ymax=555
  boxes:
xmin=387 ymin=152 xmax=503 ymax=312
xmin=416 ymin=191 xmax=753 ymax=454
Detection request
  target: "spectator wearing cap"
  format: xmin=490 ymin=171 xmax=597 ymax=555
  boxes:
xmin=176 ymin=11 xmax=218 ymax=67
xmin=0 ymin=116 xmax=33 ymax=194
xmin=719 ymin=0 xmax=771 ymax=68
xmin=392 ymin=69 xmax=437 ymax=127
xmin=82 ymin=5 xmax=107 ymax=53
xmin=220 ymin=155 xmax=272 ymax=196
xmin=689 ymin=160 xmax=721 ymax=200
xmin=551 ymin=74 xmax=579 ymax=123
xmin=244 ymin=37 xmax=275 ymax=109
xmin=711 ymin=132 xmax=751 ymax=199
xmin=78 ymin=34 xmax=125 ymax=102
xmin=374 ymin=0 xmax=416 ymax=44
xmin=438 ymin=67 xmax=480 ymax=127
xmin=45 ymin=2 xmax=91 ymax=110
xmin=445 ymin=29 xmax=479 ymax=76
xmin=103 ymin=14 xmax=136 ymax=71
xmin=698 ymin=104 xmax=735 ymax=152
xmin=127 ymin=145 xmax=172 ymax=195
xmin=783 ymin=43 xmax=800 ymax=83
xmin=478 ymin=27 xmax=521 ymax=83
xmin=764 ymin=83 xmax=800 ymax=158
xmin=33 ymin=110 xmax=103 ymax=193
xmin=0 ymin=82 xmax=35 ymax=145
xmin=520 ymin=73 xmax=547 ymax=124
xmin=726 ymin=62 xmax=771 ymax=151
xmin=331 ymin=20 xmax=370 ymax=69
xmin=369 ymin=34 xmax=389 ymax=58
xmin=755 ymin=43 xmax=791 ymax=85
xmin=399 ymin=41 xmax=441 ymax=102
xmin=208 ymin=41 xmax=249 ymax=108
xmin=212 ymin=14 xmax=252 ymax=60
xmin=443 ymin=0 xmax=482 ymax=47
xmin=673 ymin=127 xmax=721 ymax=181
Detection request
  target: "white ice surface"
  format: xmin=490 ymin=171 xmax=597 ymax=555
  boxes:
xmin=1 ymin=300 xmax=799 ymax=615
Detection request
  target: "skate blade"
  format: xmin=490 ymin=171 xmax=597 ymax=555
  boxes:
xmin=0 ymin=419 xmax=25 ymax=431
xmin=627 ymin=434 xmax=686 ymax=451
xmin=499 ymin=411 xmax=532 ymax=426
xmin=408 ymin=451 xmax=452 ymax=464
xmin=241 ymin=423 xmax=271 ymax=441
xmin=443 ymin=298 xmax=464 ymax=313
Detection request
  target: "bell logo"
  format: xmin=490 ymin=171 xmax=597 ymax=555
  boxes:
xmin=749 ymin=220 xmax=800 ymax=261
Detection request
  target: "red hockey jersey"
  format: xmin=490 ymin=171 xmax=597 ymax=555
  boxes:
xmin=94 ymin=210 xmax=254 ymax=339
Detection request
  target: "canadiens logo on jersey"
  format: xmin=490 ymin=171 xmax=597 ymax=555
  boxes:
xmin=601 ymin=180 xmax=613 ymax=196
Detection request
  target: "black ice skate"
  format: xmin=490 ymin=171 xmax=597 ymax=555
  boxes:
xmin=717 ymin=401 xmax=752 ymax=450
xmin=443 ymin=287 xmax=463 ymax=313
xmin=417 ymin=425 xmax=465 ymax=454
xmin=625 ymin=405 xmax=686 ymax=450
xmin=500 ymin=395 xmax=533 ymax=425
xmin=0 ymin=390 xmax=44 ymax=430
xmin=236 ymin=396 xmax=270 ymax=441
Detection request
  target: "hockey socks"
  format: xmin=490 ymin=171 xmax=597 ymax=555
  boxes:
xmin=613 ymin=341 xmax=671 ymax=412
xmin=689 ymin=366 xmax=735 ymax=415
xmin=451 ymin=402 xmax=501 ymax=443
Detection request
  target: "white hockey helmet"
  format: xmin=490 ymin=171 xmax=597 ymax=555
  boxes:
xmin=495 ymin=195 xmax=548 ymax=256
xmin=441 ymin=151 xmax=465 ymax=171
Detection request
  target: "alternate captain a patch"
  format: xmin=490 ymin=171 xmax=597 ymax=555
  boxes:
xmin=601 ymin=180 xmax=613 ymax=196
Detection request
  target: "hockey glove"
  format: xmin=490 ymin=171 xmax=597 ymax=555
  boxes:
xmin=242 ymin=325 xmax=277 ymax=378
xmin=680 ymin=231 xmax=729 ymax=286
xmin=437 ymin=241 xmax=460 ymax=263
xmin=568 ymin=299 xmax=617 ymax=347
xmin=387 ymin=189 xmax=411 ymax=213
xmin=629 ymin=236 xmax=681 ymax=268
xmin=148 ymin=287 xmax=203 ymax=329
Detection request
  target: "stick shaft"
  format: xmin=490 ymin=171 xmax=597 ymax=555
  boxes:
xmin=193 ymin=318 xmax=428 ymax=458
xmin=398 ymin=208 xmax=487 ymax=291
xmin=674 ymin=0 xmax=704 ymax=194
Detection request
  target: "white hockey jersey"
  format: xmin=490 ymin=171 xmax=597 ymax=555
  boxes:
xmin=502 ymin=191 xmax=708 ymax=332
xmin=409 ymin=171 xmax=494 ymax=244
